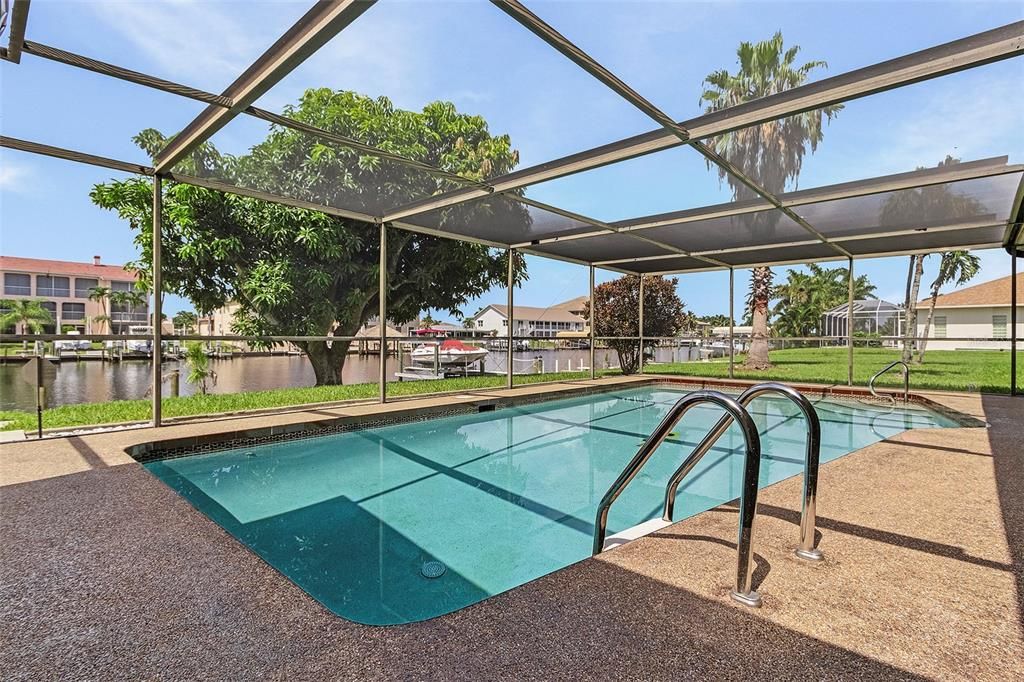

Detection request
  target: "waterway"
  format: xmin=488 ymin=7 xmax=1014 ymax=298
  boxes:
xmin=0 ymin=346 xmax=703 ymax=412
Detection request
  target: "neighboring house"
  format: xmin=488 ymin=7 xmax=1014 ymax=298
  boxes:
xmin=915 ymin=273 xmax=1023 ymax=350
xmin=470 ymin=297 xmax=587 ymax=338
xmin=0 ymin=255 xmax=147 ymax=334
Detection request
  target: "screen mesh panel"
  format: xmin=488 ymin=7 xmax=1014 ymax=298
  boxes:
xmin=713 ymin=242 xmax=841 ymax=267
xmin=172 ymin=119 xmax=481 ymax=218
xmin=625 ymin=256 xmax=718 ymax=274
xmin=840 ymin=225 xmax=1009 ymax=256
xmin=526 ymin=232 xmax=678 ymax=263
xmin=398 ymin=195 xmax=601 ymax=246
xmin=633 ymin=208 xmax=811 ymax=253
xmin=249 ymin=0 xmax=655 ymax=169
xmin=794 ymin=172 xmax=1022 ymax=240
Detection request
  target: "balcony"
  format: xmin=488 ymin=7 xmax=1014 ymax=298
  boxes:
xmin=3 ymin=285 xmax=32 ymax=296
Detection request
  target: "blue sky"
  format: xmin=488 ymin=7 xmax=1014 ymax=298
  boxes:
xmin=2 ymin=0 xmax=1022 ymax=321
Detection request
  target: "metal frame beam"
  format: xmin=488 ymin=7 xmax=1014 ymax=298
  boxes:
xmin=1 ymin=135 xmax=153 ymax=175
xmin=379 ymin=221 xmax=387 ymax=403
xmin=152 ymin=175 xmax=163 ymax=426
xmin=154 ymin=0 xmax=376 ymax=173
xmin=1 ymin=0 xmax=30 ymax=63
xmin=384 ymin=21 xmax=1024 ymax=223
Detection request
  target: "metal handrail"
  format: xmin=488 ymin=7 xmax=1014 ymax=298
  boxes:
xmin=592 ymin=390 xmax=764 ymax=607
xmin=661 ymin=383 xmax=823 ymax=562
xmin=869 ymin=360 xmax=910 ymax=405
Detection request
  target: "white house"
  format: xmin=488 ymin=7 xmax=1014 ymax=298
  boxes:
xmin=470 ymin=297 xmax=587 ymax=338
xmin=915 ymin=273 xmax=1022 ymax=350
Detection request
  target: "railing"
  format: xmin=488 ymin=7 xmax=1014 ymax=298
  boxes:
xmin=661 ymin=382 xmax=823 ymax=562
xmin=592 ymin=389 xmax=764 ymax=607
xmin=869 ymin=360 xmax=910 ymax=405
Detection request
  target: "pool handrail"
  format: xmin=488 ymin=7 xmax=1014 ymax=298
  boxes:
xmin=661 ymin=382 xmax=823 ymax=562
xmin=592 ymin=390 xmax=764 ymax=607
xmin=869 ymin=360 xmax=910 ymax=405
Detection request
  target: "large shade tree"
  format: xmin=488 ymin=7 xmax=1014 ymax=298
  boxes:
xmin=700 ymin=32 xmax=840 ymax=369
xmin=92 ymin=91 xmax=528 ymax=384
xmin=583 ymin=275 xmax=692 ymax=375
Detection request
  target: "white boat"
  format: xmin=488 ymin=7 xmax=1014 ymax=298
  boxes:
xmin=411 ymin=339 xmax=489 ymax=366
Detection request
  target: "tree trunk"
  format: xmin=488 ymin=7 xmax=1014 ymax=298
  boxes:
xmin=745 ymin=305 xmax=772 ymax=369
xmin=902 ymin=256 xmax=924 ymax=363
xmin=302 ymin=338 xmax=352 ymax=386
xmin=743 ymin=266 xmax=773 ymax=370
xmin=611 ymin=342 xmax=639 ymax=375
xmin=916 ymin=283 xmax=941 ymax=364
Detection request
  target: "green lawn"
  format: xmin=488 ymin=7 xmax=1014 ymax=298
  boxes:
xmin=648 ymin=347 xmax=1016 ymax=394
xmin=0 ymin=347 xmax=1015 ymax=432
xmin=0 ymin=371 xmax=591 ymax=432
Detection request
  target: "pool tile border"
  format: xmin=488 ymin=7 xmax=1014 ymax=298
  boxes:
xmin=127 ymin=377 xmax=981 ymax=463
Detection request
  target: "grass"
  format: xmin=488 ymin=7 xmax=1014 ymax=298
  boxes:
xmin=0 ymin=347 xmax=1015 ymax=432
xmin=0 ymin=371 xmax=595 ymax=431
xmin=649 ymin=347 xmax=1016 ymax=394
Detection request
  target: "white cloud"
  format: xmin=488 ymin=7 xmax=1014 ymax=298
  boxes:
xmin=0 ymin=160 xmax=34 ymax=193
xmin=85 ymin=0 xmax=282 ymax=91
xmin=874 ymin=69 xmax=1023 ymax=172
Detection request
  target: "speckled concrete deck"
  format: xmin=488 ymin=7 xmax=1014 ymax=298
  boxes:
xmin=1 ymin=381 xmax=1021 ymax=680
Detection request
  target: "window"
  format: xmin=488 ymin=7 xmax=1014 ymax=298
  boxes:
xmin=477 ymin=319 xmax=484 ymax=328
xmin=37 ymin=276 xmax=70 ymax=297
xmin=62 ymin=302 xmax=86 ymax=321
xmin=502 ymin=319 xmax=507 ymax=327
xmin=75 ymin=278 xmax=99 ymax=298
xmin=993 ymin=315 xmax=1007 ymax=339
xmin=934 ymin=316 xmax=946 ymax=339
xmin=4 ymin=273 xmax=31 ymax=296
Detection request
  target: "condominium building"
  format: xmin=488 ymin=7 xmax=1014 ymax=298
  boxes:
xmin=0 ymin=255 xmax=147 ymax=334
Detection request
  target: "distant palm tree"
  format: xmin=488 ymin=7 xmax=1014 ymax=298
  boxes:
xmin=701 ymin=32 xmax=840 ymax=369
xmin=0 ymin=299 xmax=54 ymax=349
xmin=109 ymin=289 xmax=147 ymax=331
xmin=88 ymin=285 xmax=112 ymax=334
xmin=917 ymin=250 xmax=980 ymax=362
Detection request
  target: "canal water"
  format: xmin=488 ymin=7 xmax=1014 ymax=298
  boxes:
xmin=0 ymin=346 xmax=702 ymax=412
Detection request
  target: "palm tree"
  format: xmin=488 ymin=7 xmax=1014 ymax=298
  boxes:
xmin=772 ymin=264 xmax=875 ymax=338
xmin=701 ymin=32 xmax=840 ymax=369
xmin=0 ymin=299 xmax=54 ymax=349
xmin=109 ymin=289 xmax=146 ymax=331
xmin=88 ymin=285 xmax=112 ymax=334
xmin=182 ymin=341 xmax=216 ymax=394
xmin=881 ymin=157 xmax=984 ymax=362
xmin=917 ymin=250 xmax=980 ymax=362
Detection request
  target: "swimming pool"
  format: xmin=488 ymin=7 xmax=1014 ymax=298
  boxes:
xmin=145 ymin=384 xmax=960 ymax=625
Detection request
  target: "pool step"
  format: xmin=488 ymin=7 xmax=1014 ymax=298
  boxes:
xmin=601 ymin=518 xmax=674 ymax=551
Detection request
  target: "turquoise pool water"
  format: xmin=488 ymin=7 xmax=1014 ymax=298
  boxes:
xmin=145 ymin=385 xmax=959 ymax=625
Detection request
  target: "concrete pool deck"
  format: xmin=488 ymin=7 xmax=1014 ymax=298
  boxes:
xmin=1 ymin=378 xmax=1021 ymax=679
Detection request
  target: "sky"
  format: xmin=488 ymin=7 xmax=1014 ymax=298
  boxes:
xmin=1 ymin=0 xmax=1022 ymax=322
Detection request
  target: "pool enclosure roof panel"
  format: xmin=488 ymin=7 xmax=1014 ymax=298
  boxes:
xmin=2 ymin=2 xmax=1022 ymax=272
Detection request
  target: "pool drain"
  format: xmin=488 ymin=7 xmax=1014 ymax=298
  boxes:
xmin=421 ymin=560 xmax=446 ymax=579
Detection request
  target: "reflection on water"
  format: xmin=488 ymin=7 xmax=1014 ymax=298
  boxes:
xmin=0 ymin=347 xmax=701 ymax=411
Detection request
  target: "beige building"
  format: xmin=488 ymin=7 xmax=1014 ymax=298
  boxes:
xmin=916 ymin=273 xmax=1022 ymax=350
xmin=0 ymin=255 xmax=147 ymax=334
xmin=470 ymin=297 xmax=588 ymax=338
